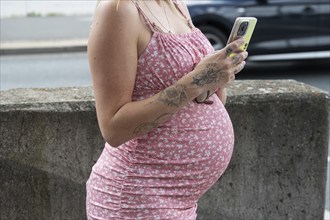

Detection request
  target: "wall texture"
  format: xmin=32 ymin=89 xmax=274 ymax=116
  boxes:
xmin=0 ymin=80 xmax=329 ymax=220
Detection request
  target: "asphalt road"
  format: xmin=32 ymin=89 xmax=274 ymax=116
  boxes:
xmin=241 ymin=60 xmax=330 ymax=93
xmin=0 ymin=52 xmax=91 ymax=90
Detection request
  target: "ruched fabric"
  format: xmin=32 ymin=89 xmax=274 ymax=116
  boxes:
xmin=86 ymin=1 xmax=234 ymax=219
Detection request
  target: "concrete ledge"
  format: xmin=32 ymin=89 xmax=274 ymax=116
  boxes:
xmin=0 ymin=80 xmax=329 ymax=220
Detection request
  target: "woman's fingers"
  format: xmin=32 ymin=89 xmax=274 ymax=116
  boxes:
xmin=224 ymin=38 xmax=245 ymax=58
xmin=206 ymin=38 xmax=246 ymax=62
xmin=234 ymin=61 xmax=246 ymax=74
xmin=232 ymin=51 xmax=248 ymax=65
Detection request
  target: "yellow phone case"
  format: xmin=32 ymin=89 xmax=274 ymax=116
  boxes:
xmin=227 ymin=17 xmax=257 ymax=57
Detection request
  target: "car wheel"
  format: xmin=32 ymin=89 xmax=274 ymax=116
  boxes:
xmin=199 ymin=25 xmax=227 ymax=50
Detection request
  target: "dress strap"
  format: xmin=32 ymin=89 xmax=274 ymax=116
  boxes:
xmin=131 ymin=0 xmax=164 ymax=33
xmin=172 ymin=0 xmax=188 ymax=19
xmin=172 ymin=0 xmax=194 ymax=29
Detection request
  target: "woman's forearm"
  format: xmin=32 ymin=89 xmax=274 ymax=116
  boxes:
xmin=103 ymin=73 xmax=203 ymax=147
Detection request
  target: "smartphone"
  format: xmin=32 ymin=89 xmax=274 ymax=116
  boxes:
xmin=227 ymin=17 xmax=257 ymax=57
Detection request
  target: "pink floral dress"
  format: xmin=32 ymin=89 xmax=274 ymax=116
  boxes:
xmin=86 ymin=1 xmax=234 ymax=219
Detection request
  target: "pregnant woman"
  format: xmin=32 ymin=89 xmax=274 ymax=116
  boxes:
xmin=86 ymin=0 xmax=248 ymax=219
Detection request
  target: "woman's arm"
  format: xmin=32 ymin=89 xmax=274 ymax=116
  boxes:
xmin=89 ymin=1 xmax=247 ymax=147
xmin=89 ymin=1 xmax=202 ymax=147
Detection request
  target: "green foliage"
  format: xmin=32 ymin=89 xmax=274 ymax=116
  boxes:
xmin=46 ymin=12 xmax=65 ymax=17
xmin=27 ymin=11 xmax=42 ymax=17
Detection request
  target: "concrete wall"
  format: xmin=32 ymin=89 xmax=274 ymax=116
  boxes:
xmin=0 ymin=80 xmax=329 ymax=220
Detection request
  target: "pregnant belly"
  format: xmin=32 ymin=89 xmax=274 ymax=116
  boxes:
xmin=88 ymin=96 xmax=234 ymax=219
xmin=123 ymin=95 xmax=235 ymax=200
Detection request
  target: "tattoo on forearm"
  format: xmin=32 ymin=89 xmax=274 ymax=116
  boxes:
xmin=133 ymin=85 xmax=187 ymax=136
xmin=191 ymin=63 xmax=223 ymax=86
xmin=133 ymin=113 xmax=173 ymax=135
xmin=159 ymin=85 xmax=188 ymax=107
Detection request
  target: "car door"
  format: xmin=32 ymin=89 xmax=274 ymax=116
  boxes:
xmin=315 ymin=0 xmax=330 ymax=52
xmin=246 ymin=0 xmax=328 ymax=55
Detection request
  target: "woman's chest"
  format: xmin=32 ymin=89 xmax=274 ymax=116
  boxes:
xmin=134 ymin=31 xmax=214 ymax=93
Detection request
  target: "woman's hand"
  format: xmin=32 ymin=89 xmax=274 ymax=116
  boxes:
xmin=191 ymin=38 xmax=248 ymax=93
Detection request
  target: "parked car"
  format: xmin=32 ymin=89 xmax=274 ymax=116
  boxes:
xmin=187 ymin=0 xmax=330 ymax=61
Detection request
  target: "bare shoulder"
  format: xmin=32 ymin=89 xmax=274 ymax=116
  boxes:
xmin=91 ymin=0 xmax=140 ymax=39
xmin=94 ymin=0 xmax=139 ymax=19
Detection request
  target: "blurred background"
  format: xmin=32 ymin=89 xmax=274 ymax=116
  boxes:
xmin=1 ymin=0 xmax=329 ymax=91
xmin=0 ymin=0 xmax=329 ymax=219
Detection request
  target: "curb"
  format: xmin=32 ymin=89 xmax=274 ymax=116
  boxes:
xmin=1 ymin=45 xmax=87 ymax=55
xmin=0 ymin=39 xmax=87 ymax=55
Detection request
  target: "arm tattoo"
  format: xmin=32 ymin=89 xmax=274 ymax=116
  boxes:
xmin=191 ymin=63 xmax=223 ymax=86
xmin=133 ymin=113 xmax=173 ymax=135
xmin=159 ymin=85 xmax=188 ymax=107
xmin=133 ymin=85 xmax=187 ymax=135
